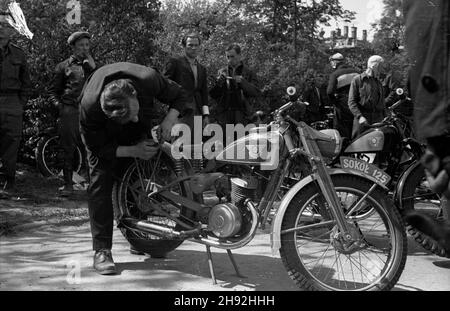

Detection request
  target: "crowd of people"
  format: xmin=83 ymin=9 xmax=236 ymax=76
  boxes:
xmin=0 ymin=0 xmax=448 ymax=275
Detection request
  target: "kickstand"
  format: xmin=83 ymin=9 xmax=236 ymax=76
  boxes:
xmin=227 ymin=249 xmax=245 ymax=278
xmin=206 ymin=245 xmax=217 ymax=285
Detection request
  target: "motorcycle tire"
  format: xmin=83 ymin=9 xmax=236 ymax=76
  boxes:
xmin=36 ymin=134 xmax=83 ymax=177
xmin=112 ymin=152 xmax=191 ymax=258
xmin=397 ymin=163 xmax=449 ymax=258
xmin=280 ymin=174 xmax=407 ymax=291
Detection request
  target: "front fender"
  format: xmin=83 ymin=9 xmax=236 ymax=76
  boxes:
xmin=270 ymin=168 xmax=389 ymax=256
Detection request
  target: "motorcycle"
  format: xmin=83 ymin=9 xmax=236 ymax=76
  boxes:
xmin=333 ymin=89 xmax=448 ymax=258
xmin=112 ymin=87 xmax=407 ymax=291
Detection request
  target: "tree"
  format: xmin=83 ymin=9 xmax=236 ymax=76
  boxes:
xmin=13 ymin=0 xmax=162 ymax=163
xmin=372 ymin=0 xmax=404 ymax=54
xmin=372 ymin=0 xmax=410 ymax=85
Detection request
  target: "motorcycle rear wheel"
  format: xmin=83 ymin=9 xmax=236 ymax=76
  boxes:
xmin=280 ymin=175 xmax=407 ymax=291
xmin=112 ymin=153 xmax=191 ymax=258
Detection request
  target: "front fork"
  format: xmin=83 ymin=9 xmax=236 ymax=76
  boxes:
xmin=298 ymin=126 xmax=368 ymax=241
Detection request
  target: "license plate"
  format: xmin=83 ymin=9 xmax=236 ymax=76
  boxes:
xmin=340 ymin=157 xmax=391 ymax=186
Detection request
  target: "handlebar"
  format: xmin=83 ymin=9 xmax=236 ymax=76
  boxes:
xmin=389 ymin=97 xmax=411 ymax=112
xmin=273 ymin=100 xmax=309 ymax=117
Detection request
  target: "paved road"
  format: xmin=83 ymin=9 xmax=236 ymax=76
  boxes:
xmin=1 ymin=221 xmax=449 ymax=291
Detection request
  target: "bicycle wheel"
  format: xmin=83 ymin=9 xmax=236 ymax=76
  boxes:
xmin=36 ymin=135 xmax=83 ymax=177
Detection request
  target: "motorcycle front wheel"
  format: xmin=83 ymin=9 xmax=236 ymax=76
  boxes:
xmin=280 ymin=174 xmax=407 ymax=291
xmin=112 ymin=153 xmax=191 ymax=258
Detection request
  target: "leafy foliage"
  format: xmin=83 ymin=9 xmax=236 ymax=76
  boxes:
xmin=12 ymin=0 xmax=381 ymax=164
xmin=15 ymin=0 xmax=162 ymax=163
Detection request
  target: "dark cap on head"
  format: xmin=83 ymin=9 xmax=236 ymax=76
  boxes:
xmin=67 ymin=31 xmax=91 ymax=45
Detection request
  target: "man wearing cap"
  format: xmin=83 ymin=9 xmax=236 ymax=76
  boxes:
xmin=48 ymin=31 xmax=98 ymax=196
xmin=327 ymin=53 xmax=359 ymax=139
xmin=0 ymin=8 xmax=32 ymax=198
xmin=79 ymin=62 xmax=191 ymax=275
xmin=348 ymin=55 xmax=387 ymax=137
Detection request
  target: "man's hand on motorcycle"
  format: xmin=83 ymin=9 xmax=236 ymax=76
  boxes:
xmin=134 ymin=140 xmax=159 ymax=160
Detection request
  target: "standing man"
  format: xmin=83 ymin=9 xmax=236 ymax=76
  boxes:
xmin=79 ymin=62 xmax=190 ymax=275
xmin=348 ymin=55 xmax=387 ymax=138
xmin=0 ymin=10 xmax=32 ymax=198
xmin=48 ymin=31 xmax=97 ymax=196
xmin=210 ymin=44 xmax=261 ymax=130
xmin=163 ymin=33 xmax=209 ymax=132
xmin=302 ymin=70 xmax=325 ymax=125
xmin=401 ymin=0 xmax=450 ymax=253
xmin=326 ymin=53 xmax=359 ymax=139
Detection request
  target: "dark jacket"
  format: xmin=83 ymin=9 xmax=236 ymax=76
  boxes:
xmin=348 ymin=72 xmax=386 ymax=135
xmin=327 ymin=63 xmax=359 ymax=120
xmin=382 ymin=72 xmax=401 ymax=107
xmin=404 ymin=0 xmax=450 ymax=140
xmin=0 ymin=42 xmax=32 ymax=106
xmin=209 ymin=63 xmax=260 ymax=116
xmin=79 ymin=62 xmax=191 ymax=161
xmin=163 ymin=56 xmax=208 ymax=115
xmin=302 ymin=84 xmax=324 ymax=124
xmin=48 ymin=55 xmax=96 ymax=108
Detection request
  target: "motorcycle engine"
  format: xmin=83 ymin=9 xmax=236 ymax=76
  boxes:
xmin=208 ymin=177 xmax=257 ymax=238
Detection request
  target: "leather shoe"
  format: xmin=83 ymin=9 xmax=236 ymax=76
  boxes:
xmin=93 ymin=249 xmax=117 ymax=275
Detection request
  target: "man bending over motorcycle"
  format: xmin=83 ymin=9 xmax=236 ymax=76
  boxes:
xmin=79 ymin=62 xmax=191 ymax=275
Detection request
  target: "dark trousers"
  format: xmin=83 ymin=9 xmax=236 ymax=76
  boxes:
xmin=85 ymin=150 xmax=128 ymax=250
xmin=83 ymin=119 xmax=152 ymax=251
xmin=0 ymin=95 xmax=23 ymax=184
xmin=217 ymin=109 xmax=247 ymax=144
xmin=58 ymin=105 xmax=82 ymax=186
xmin=334 ymin=106 xmax=353 ymax=139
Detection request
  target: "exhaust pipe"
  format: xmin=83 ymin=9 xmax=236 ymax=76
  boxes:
xmin=121 ymin=199 xmax=260 ymax=250
xmin=121 ymin=217 xmax=182 ymax=238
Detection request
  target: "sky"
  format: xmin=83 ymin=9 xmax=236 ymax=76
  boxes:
xmin=321 ymin=0 xmax=385 ymax=41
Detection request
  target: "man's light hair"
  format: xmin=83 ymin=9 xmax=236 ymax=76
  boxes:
xmin=100 ymin=79 xmax=136 ymax=122
xmin=367 ymin=55 xmax=384 ymax=69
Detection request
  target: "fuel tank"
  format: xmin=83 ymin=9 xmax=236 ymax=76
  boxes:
xmin=344 ymin=126 xmax=398 ymax=153
xmin=215 ymin=127 xmax=285 ymax=170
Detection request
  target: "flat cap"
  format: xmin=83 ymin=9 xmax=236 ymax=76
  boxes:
xmin=67 ymin=31 xmax=91 ymax=45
